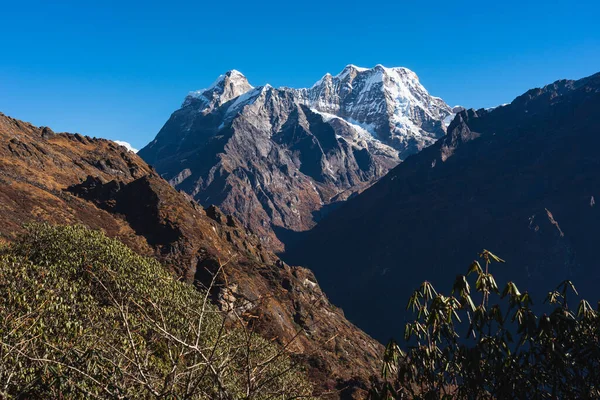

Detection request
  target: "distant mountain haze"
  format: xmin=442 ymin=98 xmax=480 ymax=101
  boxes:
xmin=139 ymin=65 xmax=454 ymax=250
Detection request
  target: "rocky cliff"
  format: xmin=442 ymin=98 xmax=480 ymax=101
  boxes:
xmin=139 ymin=66 xmax=452 ymax=250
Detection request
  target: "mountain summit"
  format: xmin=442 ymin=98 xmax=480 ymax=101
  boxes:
xmin=139 ymin=65 xmax=453 ymax=250
xmin=284 ymin=71 xmax=600 ymax=341
xmin=299 ymin=64 xmax=452 ymax=157
xmin=183 ymin=69 xmax=254 ymax=110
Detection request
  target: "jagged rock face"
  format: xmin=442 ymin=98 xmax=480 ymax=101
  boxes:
xmin=0 ymin=112 xmax=383 ymax=398
xmin=299 ymin=64 xmax=452 ymax=157
xmin=284 ymin=72 xmax=600 ymax=342
xmin=139 ymin=66 xmax=452 ymax=250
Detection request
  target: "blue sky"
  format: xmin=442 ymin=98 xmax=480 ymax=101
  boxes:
xmin=1 ymin=0 xmax=598 ymax=150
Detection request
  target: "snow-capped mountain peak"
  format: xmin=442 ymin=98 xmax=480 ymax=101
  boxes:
xmin=181 ymin=66 xmax=451 ymax=158
xmin=180 ymin=65 xmax=452 ymax=158
xmin=301 ymin=65 xmax=452 ymax=157
xmin=183 ymin=69 xmax=253 ymax=109
xmin=140 ymin=65 xmax=452 ymax=250
xmin=334 ymin=64 xmax=368 ymax=80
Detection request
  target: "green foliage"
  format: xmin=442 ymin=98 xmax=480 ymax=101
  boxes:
xmin=371 ymin=250 xmax=600 ymax=399
xmin=0 ymin=224 xmax=313 ymax=399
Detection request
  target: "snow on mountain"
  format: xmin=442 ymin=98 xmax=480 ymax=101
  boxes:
xmin=114 ymin=140 xmax=138 ymax=153
xmin=183 ymin=69 xmax=254 ymax=110
xmin=180 ymin=64 xmax=452 ymax=158
xmin=139 ymin=65 xmax=452 ymax=250
xmin=298 ymin=64 xmax=452 ymax=157
xmin=443 ymin=106 xmax=467 ymax=127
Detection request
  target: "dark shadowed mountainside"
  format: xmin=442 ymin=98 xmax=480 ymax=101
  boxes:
xmin=283 ymin=72 xmax=600 ymax=342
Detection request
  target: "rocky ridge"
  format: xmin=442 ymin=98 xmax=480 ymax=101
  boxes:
xmin=283 ymin=72 xmax=600 ymax=341
xmin=0 ymin=112 xmax=382 ymax=398
xmin=139 ymin=66 xmax=453 ymax=250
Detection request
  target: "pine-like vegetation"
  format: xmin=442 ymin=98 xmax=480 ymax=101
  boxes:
xmin=0 ymin=224 xmax=313 ymax=399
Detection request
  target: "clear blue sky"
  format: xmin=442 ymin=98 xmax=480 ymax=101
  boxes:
xmin=1 ymin=0 xmax=598 ymax=150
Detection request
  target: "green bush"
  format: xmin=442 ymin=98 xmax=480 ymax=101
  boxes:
xmin=371 ymin=250 xmax=600 ymax=399
xmin=0 ymin=224 xmax=313 ymax=399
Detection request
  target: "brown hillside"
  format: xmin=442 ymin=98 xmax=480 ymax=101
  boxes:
xmin=0 ymin=112 xmax=382 ymax=399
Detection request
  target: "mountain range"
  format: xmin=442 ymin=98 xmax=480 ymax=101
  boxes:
xmin=0 ymin=112 xmax=382 ymax=398
xmin=3 ymin=65 xmax=599 ymax=397
xmin=139 ymin=65 xmax=455 ymax=250
xmin=284 ymin=71 xmax=600 ymax=341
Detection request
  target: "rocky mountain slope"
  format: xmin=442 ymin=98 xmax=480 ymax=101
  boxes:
xmin=139 ymin=66 xmax=453 ymax=250
xmin=284 ymin=72 xmax=600 ymax=342
xmin=0 ymin=112 xmax=383 ymax=398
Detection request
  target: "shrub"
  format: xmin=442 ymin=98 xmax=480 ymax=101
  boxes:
xmin=371 ymin=250 xmax=600 ymax=399
xmin=0 ymin=224 xmax=313 ymax=399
